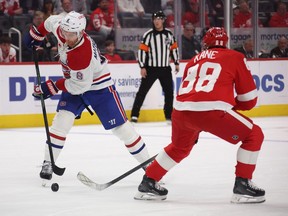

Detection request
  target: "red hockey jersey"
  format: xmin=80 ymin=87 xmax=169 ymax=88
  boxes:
xmin=174 ymin=47 xmax=258 ymax=112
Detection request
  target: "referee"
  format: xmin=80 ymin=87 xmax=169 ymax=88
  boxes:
xmin=131 ymin=10 xmax=180 ymax=123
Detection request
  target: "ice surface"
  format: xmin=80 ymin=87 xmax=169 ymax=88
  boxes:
xmin=1 ymin=117 xmax=287 ymax=216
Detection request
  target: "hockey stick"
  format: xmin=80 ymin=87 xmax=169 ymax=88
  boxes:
xmin=33 ymin=47 xmax=65 ymax=176
xmin=77 ymin=154 xmax=157 ymax=191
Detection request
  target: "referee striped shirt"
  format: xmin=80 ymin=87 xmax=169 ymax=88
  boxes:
xmin=138 ymin=28 xmax=180 ymax=68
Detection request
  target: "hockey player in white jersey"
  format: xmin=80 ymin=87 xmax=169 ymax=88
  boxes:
xmin=23 ymin=11 xmax=151 ymax=182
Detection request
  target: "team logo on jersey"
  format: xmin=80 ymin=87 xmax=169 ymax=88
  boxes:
xmin=232 ymin=135 xmax=239 ymax=140
xmin=59 ymin=101 xmax=67 ymax=107
xmin=165 ymin=38 xmax=171 ymax=46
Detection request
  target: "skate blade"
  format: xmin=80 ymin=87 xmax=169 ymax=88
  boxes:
xmin=134 ymin=192 xmax=167 ymax=201
xmin=231 ymin=194 xmax=266 ymax=204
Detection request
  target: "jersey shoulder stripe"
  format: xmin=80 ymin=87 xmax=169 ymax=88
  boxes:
xmin=92 ymin=73 xmax=112 ymax=86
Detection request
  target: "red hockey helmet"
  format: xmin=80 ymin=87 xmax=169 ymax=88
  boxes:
xmin=202 ymin=27 xmax=228 ymax=48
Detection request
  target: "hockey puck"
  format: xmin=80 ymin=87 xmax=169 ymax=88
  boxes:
xmin=51 ymin=183 xmax=59 ymax=192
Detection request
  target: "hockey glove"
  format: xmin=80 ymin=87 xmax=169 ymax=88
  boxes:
xmin=23 ymin=25 xmax=45 ymax=49
xmin=33 ymin=80 xmax=59 ymax=100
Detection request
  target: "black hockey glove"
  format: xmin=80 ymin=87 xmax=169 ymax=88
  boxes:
xmin=23 ymin=25 xmax=45 ymax=49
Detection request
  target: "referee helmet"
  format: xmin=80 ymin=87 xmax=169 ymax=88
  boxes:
xmin=152 ymin=10 xmax=166 ymax=20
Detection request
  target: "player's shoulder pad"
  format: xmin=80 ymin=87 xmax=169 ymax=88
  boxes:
xmin=67 ymin=36 xmax=92 ymax=71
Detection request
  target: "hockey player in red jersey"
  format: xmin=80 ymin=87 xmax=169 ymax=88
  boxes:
xmin=134 ymin=27 xmax=266 ymax=204
xmin=23 ymin=11 xmax=151 ymax=183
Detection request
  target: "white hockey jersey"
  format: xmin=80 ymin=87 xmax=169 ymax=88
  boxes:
xmin=39 ymin=15 xmax=114 ymax=95
xmin=0 ymin=47 xmax=17 ymax=63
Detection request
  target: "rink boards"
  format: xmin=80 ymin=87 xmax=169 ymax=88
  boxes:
xmin=0 ymin=60 xmax=287 ymax=128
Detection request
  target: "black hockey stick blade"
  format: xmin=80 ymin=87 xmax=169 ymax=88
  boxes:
xmin=52 ymin=162 xmax=66 ymax=176
xmin=33 ymin=47 xmax=65 ymax=176
xmin=77 ymin=154 xmax=157 ymax=191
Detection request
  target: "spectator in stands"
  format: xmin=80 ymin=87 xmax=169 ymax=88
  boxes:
xmin=37 ymin=0 xmax=58 ymax=13
xmin=103 ymin=40 xmax=122 ymax=62
xmin=90 ymin=0 xmax=114 ymax=12
xmin=206 ymin=0 xmax=224 ymax=27
xmin=25 ymin=10 xmax=44 ymax=28
xmin=181 ymin=22 xmax=201 ymax=59
xmin=20 ymin=0 xmax=40 ymax=15
xmin=117 ymin=0 xmax=146 ymax=27
xmin=42 ymin=0 xmax=56 ymax=21
xmin=162 ymin=0 xmax=174 ymax=27
xmin=234 ymin=38 xmax=254 ymax=58
xmin=53 ymin=0 xmax=65 ymax=14
xmin=0 ymin=0 xmax=23 ymax=16
xmin=72 ymin=0 xmax=88 ymax=14
xmin=54 ymin=0 xmax=88 ymax=14
xmin=86 ymin=0 xmax=117 ymax=40
xmin=269 ymin=2 xmax=288 ymax=27
xmin=117 ymin=0 xmax=145 ymax=16
xmin=233 ymin=37 xmax=269 ymax=58
xmin=182 ymin=0 xmax=210 ymax=27
xmin=272 ymin=0 xmax=283 ymax=11
xmin=141 ymin=0 xmax=161 ymax=14
xmin=22 ymin=10 xmax=57 ymax=62
xmin=162 ymin=0 xmax=174 ymax=16
xmin=0 ymin=35 xmax=17 ymax=62
xmin=233 ymin=3 xmax=240 ymax=16
xmin=165 ymin=13 xmax=175 ymax=27
xmin=233 ymin=0 xmax=263 ymax=28
xmin=270 ymin=36 xmax=288 ymax=58
xmin=89 ymin=0 xmax=98 ymax=11
xmin=0 ymin=2 xmax=3 ymax=15
xmin=57 ymin=0 xmax=73 ymax=17
xmin=163 ymin=0 xmax=198 ymax=28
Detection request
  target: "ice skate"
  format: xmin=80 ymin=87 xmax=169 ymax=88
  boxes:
xmin=166 ymin=118 xmax=172 ymax=125
xmin=40 ymin=160 xmax=53 ymax=182
xmin=131 ymin=116 xmax=138 ymax=123
xmin=142 ymin=163 xmax=165 ymax=185
xmin=134 ymin=175 xmax=168 ymax=201
xmin=231 ymin=177 xmax=265 ymax=204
